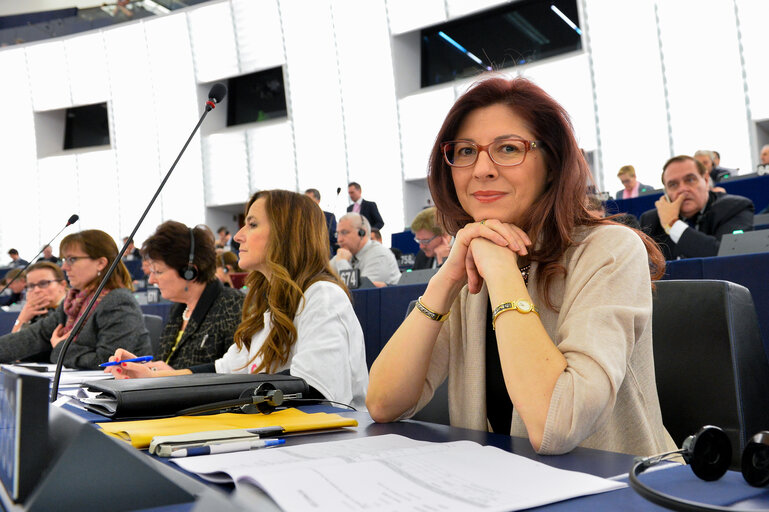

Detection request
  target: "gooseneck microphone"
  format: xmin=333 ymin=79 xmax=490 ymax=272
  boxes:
xmin=49 ymin=84 xmax=227 ymax=402
xmin=0 ymin=214 xmax=79 ymax=298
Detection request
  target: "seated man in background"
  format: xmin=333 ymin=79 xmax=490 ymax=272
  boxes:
xmin=694 ymin=150 xmax=729 ymax=190
xmin=615 ymin=165 xmax=654 ymax=199
xmin=0 ymin=269 xmax=26 ymax=307
xmin=331 ymin=213 xmax=401 ymax=287
xmin=305 ymin=188 xmax=337 ymax=255
xmin=640 ymin=155 xmax=754 ymax=260
xmin=586 ymin=195 xmax=640 ymax=229
xmin=12 ymin=262 xmax=67 ymax=334
xmin=410 ymin=207 xmax=452 ymax=270
xmin=37 ymin=244 xmax=60 ymax=264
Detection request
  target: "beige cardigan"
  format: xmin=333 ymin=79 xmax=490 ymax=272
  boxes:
xmin=406 ymin=224 xmax=677 ymax=457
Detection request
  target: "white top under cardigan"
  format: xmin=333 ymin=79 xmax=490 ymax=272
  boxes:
xmin=215 ymin=281 xmax=368 ymax=410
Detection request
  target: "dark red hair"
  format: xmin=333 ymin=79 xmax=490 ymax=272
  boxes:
xmin=427 ymin=76 xmax=664 ymax=308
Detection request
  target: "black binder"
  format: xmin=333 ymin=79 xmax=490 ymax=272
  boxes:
xmin=83 ymin=373 xmax=309 ymax=419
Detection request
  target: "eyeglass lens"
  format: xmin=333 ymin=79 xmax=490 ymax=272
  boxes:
xmin=444 ymin=139 xmax=529 ymax=167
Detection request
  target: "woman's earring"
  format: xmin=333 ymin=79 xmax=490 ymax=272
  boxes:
xmin=97 ymin=270 xmax=101 ymax=276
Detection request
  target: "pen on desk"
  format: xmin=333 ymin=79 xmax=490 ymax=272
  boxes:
xmin=99 ymin=356 xmax=154 ymax=367
xmin=170 ymin=438 xmax=285 ymax=457
xmin=200 ymin=334 xmax=209 ymax=348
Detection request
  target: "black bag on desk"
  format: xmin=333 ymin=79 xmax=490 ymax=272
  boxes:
xmin=83 ymin=373 xmax=309 ymax=419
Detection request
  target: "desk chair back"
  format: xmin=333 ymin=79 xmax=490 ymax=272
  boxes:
xmin=143 ymin=313 xmax=164 ymax=356
xmin=652 ymin=279 xmax=769 ymax=468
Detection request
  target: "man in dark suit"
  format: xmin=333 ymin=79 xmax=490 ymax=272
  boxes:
xmin=639 ymin=155 xmax=754 ymax=260
xmin=305 ymin=188 xmax=337 ymax=255
xmin=346 ymin=182 xmax=384 ymax=230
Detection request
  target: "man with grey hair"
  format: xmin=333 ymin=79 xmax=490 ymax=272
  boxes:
xmin=694 ymin=149 xmax=730 ymax=185
xmin=759 ymin=145 xmax=769 ymax=167
xmin=331 ymin=212 xmax=400 ymax=287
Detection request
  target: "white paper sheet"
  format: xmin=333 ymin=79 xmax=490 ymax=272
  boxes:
xmin=173 ymin=434 xmax=625 ymax=512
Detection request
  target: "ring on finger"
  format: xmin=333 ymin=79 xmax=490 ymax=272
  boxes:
xmin=480 ymin=220 xmax=486 ymax=225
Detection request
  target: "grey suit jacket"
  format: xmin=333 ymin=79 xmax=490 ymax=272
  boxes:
xmin=0 ymin=288 xmax=151 ymax=369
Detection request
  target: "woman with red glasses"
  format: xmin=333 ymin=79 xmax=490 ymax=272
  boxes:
xmin=367 ymin=76 xmax=675 ymax=457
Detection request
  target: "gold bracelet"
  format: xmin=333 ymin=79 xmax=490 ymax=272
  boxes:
xmin=415 ymin=296 xmax=450 ymax=322
xmin=492 ymin=299 xmax=539 ymax=330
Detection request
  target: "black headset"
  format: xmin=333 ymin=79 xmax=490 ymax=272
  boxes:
xmin=181 ymin=227 xmax=198 ymax=281
xmin=630 ymin=425 xmax=769 ymax=511
xmin=175 ymin=383 xmax=303 ymax=416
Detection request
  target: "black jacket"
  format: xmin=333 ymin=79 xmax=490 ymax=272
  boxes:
xmin=347 ymin=199 xmax=384 ymax=230
xmin=639 ymin=191 xmax=754 ymax=260
xmin=159 ymin=280 xmax=244 ymax=368
xmin=0 ymin=288 xmax=151 ymax=369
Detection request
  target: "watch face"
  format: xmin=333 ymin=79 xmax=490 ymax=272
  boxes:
xmin=516 ymin=300 xmax=532 ymax=313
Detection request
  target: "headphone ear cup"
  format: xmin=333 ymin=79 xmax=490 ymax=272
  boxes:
xmin=742 ymin=431 xmax=769 ymax=487
xmin=182 ymin=265 xmax=198 ymax=281
xmin=683 ymin=426 xmax=731 ymax=481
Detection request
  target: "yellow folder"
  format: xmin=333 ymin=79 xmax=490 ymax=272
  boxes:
xmin=98 ymin=408 xmax=358 ymax=449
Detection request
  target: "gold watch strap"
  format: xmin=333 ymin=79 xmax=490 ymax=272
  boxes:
xmin=492 ymin=299 xmax=540 ymax=330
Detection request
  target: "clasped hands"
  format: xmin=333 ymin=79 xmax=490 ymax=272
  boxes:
xmin=439 ymin=219 xmax=532 ymax=294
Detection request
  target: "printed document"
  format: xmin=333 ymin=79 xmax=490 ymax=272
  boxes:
xmin=173 ymin=434 xmax=624 ymax=511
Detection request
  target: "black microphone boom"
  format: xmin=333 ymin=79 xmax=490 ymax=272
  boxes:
xmin=0 ymin=213 xmax=79 ymax=298
xmin=49 ymin=84 xmax=227 ymax=402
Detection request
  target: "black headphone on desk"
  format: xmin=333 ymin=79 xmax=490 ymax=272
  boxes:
xmin=175 ymin=383 xmax=303 ymax=416
xmin=630 ymin=425 xmax=769 ymax=511
xmin=181 ymin=227 xmax=198 ymax=281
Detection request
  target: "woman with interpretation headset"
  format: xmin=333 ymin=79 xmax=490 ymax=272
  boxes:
xmin=106 ymin=190 xmax=368 ymax=410
xmin=367 ymin=76 xmax=677 ymax=456
xmin=113 ymin=221 xmax=244 ymax=369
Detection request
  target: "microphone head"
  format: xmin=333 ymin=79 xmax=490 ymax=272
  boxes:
xmin=336 ymin=187 xmax=341 ymax=194
xmin=67 ymin=214 xmax=79 ymax=226
xmin=208 ymin=83 xmax=227 ymax=104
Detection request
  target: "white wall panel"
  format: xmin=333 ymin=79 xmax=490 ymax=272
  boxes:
xmin=333 ymin=0 xmax=404 ymax=232
xmin=399 ymin=86 xmax=456 ymax=182
xmin=247 ymin=121 xmax=296 ymax=193
xmin=232 ymin=0 xmax=284 ymax=75
xmin=26 ymin=41 xmax=71 ymax=111
xmin=280 ymin=0 xmax=346 ymax=196
xmin=736 ymin=0 xmax=769 ymax=123
xmin=37 ymin=156 xmax=79 ymax=245
xmin=203 ymin=132 xmax=250 ymax=206
xmin=583 ymin=0 xmax=668 ymax=189
xmin=77 ymin=150 xmax=120 ymax=239
xmin=0 ymin=48 xmax=39 ymax=256
xmin=386 ymin=0 xmax=445 ymax=35
xmin=657 ymin=0 xmax=751 ymax=175
xmin=103 ymin=23 xmax=162 ymax=242
xmin=65 ymin=32 xmax=109 ymax=107
xmin=188 ymin=1 xmax=240 ymax=83
xmin=144 ymin=14 xmax=205 ymax=227
xmin=518 ymin=56 xmax=595 ymax=153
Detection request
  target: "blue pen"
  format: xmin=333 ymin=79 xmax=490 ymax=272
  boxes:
xmin=170 ymin=438 xmax=285 ymax=457
xmin=99 ymin=355 xmax=154 ymax=367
